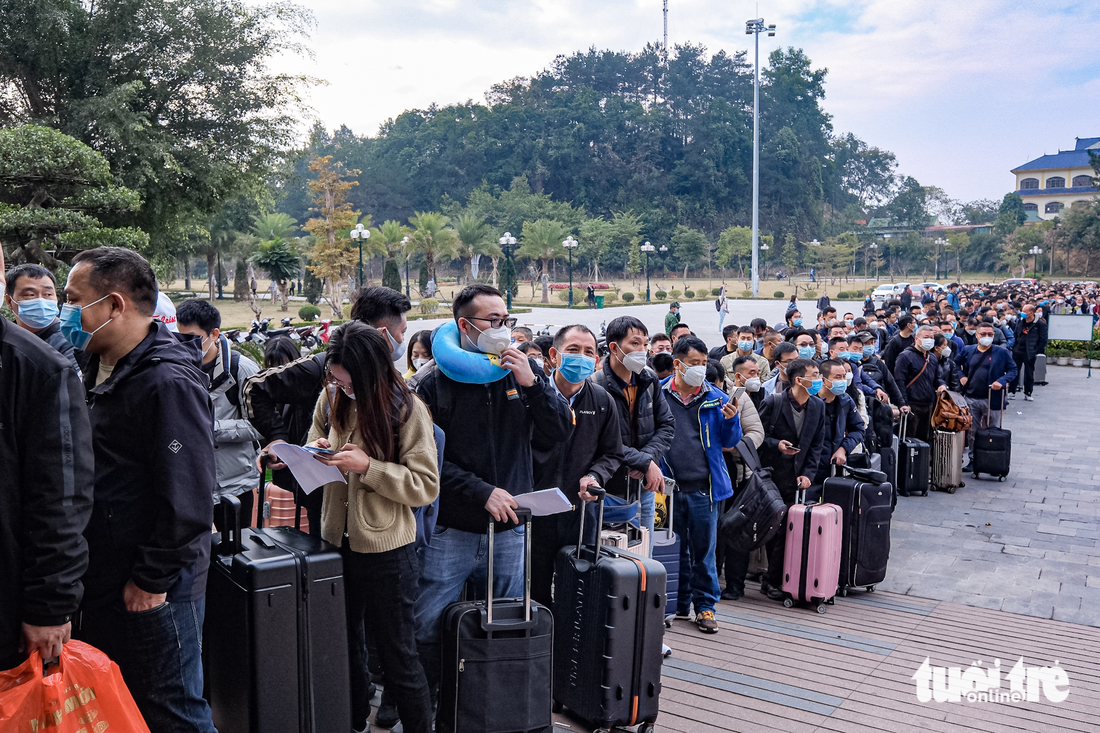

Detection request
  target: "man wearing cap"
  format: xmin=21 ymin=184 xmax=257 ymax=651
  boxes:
xmin=665 ymin=301 xmax=681 ymax=336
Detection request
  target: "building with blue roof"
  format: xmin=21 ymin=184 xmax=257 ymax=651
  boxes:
xmin=1012 ymin=137 xmax=1099 ymax=220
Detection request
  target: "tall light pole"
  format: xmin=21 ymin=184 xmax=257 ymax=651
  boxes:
xmin=870 ymin=242 xmax=879 ymax=280
xmin=401 ymin=235 xmax=410 ymax=298
xmin=1029 ymin=245 xmax=1043 ymax=278
xmin=934 ymin=237 xmax=945 ymax=280
xmin=746 ymin=17 xmax=776 ymax=298
xmin=499 ymin=232 xmax=517 ymax=309
xmin=350 ymin=223 xmax=369 ymax=289
xmin=641 ymin=241 xmax=655 ymax=301
xmin=562 ymin=236 xmax=579 ymax=306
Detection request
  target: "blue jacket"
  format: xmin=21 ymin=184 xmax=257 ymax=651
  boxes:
xmin=956 ymin=345 xmax=1018 ymax=411
xmin=815 ymin=393 xmax=866 ymax=483
xmin=945 ymin=291 xmax=961 ymax=311
xmin=658 ymin=379 xmax=743 ymax=502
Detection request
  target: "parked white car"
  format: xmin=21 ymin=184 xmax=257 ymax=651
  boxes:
xmin=871 ymin=283 xmax=910 ymax=308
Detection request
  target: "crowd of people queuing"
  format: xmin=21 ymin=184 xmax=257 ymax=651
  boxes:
xmin=3 ymin=236 xmax=1097 ymax=733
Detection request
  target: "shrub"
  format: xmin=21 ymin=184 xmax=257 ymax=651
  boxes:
xmin=741 ymin=289 xmax=753 ymax=298
xmin=773 ymin=291 xmax=785 ymax=298
xmin=697 ymin=291 xmax=710 ymax=300
xmin=711 ymin=287 xmax=723 ymax=296
xmin=669 ymin=289 xmax=682 ymax=299
xmin=604 ymin=293 xmax=618 ymax=304
xmin=556 ymin=287 xmax=584 ymax=303
xmin=621 ymin=292 xmax=635 ymax=302
xmin=837 ymin=291 xmax=850 ymax=299
xmin=803 ymin=290 xmax=818 ymax=299
xmin=684 ymin=290 xmax=695 ymax=298
xmin=298 ymin=305 xmax=321 ymax=321
xmin=655 ymin=290 xmax=667 ymax=300
xmin=419 ymin=298 xmax=439 ymax=314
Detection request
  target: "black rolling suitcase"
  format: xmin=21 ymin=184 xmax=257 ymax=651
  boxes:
xmin=878 ymin=434 xmax=899 ymax=507
xmin=650 ymin=478 xmax=680 ymax=618
xmin=897 ymin=413 xmax=930 ymax=496
xmin=438 ymin=508 xmax=553 ymax=733
xmin=553 ymin=489 xmax=665 ymax=733
xmin=205 ymin=495 xmax=351 ymax=733
xmin=973 ymin=389 xmax=1012 ymax=481
xmin=806 ymin=466 xmax=893 ymax=595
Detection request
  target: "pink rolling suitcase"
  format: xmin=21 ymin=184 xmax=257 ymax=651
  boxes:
xmin=781 ymin=490 xmax=842 ymax=614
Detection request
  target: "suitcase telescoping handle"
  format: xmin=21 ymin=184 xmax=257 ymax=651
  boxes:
xmin=218 ymin=495 xmax=243 ymax=556
xmin=256 ymin=454 xmax=269 ymax=529
xmin=575 ymin=487 xmax=607 ymax=560
xmin=485 ymin=507 xmax=534 ymax=629
xmin=899 ymin=411 xmax=909 ymax=440
xmin=631 ymin=475 xmax=673 ymax=534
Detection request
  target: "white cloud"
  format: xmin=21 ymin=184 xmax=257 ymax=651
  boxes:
xmin=270 ymin=0 xmax=1100 ymax=202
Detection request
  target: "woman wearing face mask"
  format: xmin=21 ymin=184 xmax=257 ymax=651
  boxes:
xmin=403 ymin=329 xmax=433 ymax=380
xmin=785 ymin=309 xmax=803 ymax=331
xmin=306 ymin=322 xmax=439 ymax=733
xmin=932 ymin=334 xmax=961 ymax=392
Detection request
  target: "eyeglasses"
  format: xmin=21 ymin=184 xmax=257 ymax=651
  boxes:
xmin=466 ymin=315 xmax=518 ymax=330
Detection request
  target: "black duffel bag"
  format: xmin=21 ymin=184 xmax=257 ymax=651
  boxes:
xmin=718 ymin=439 xmax=787 ymax=553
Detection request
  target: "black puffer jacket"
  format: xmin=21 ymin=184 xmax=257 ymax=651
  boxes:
xmin=81 ymin=323 xmax=216 ymax=608
xmin=594 ymin=360 xmax=676 ymax=498
xmin=0 ymin=318 xmax=95 ymax=669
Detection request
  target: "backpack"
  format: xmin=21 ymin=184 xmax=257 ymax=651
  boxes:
xmin=715 ymin=298 xmax=722 ymax=311
xmin=717 ymin=439 xmax=787 ymax=552
xmin=932 ymin=390 xmax=973 ymax=432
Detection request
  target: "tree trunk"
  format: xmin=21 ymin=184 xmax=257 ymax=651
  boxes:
xmin=463 ymin=258 xmax=472 ymax=285
xmin=207 ymin=250 xmax=216 ymax=302
xmin=491 ymin=257 xmax=499 ymax=287
xmin=184 ymin=257 xmax=191 ymax=290
xmin=279 ymin=281 xmax=290 ymax=311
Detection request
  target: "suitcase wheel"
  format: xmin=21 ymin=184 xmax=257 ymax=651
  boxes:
xmin=840 ymin=588 xmax=848 ymax=597
xmin=816 ymin=604 xmax=827 ymax=614
xmin=921 ymin=489 xmax=929 ymax=496
xmin=552 ymin=700 xmax=564 ymax=714
xmin=998 ymin=476 xmax=1006 ymax=482
xmin=867 ymin=585 xmax=875 ymax=593
xmin=947 ymin=485 xmax=957 ymax=494
xmin=638 ymin=725 xmax=656 ymax=733
xmin=783 ymin=598 xmax=794 ymax=609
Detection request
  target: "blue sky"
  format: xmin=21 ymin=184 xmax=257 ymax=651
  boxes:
xmin=271 ymin=0 xmax=1100 ymax=203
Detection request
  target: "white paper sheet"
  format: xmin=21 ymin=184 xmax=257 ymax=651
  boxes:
xmin=513 ymin=488 xmax=573 ymax=517
xmin=269 ymin=443 xmax=347 ymax=494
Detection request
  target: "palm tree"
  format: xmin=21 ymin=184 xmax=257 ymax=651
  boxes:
xmin=519 ymin=219 xmax=567 ymax=303
xmin=407 ymin=211 xmax=458 ymax=291
xmin=250 ymin=213 xmax=301 ymax=311
xmin=454 ymin=213 xmax=500 ymax=285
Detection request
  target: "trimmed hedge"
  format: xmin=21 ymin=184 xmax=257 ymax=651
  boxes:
xmin=669 ymin=289 xmax=682 ymax=299
xmin=298 ymin=305 xmax=321 ymax=321
xmin=773 ymin=291 xmax=785 ymax=298
xmin=655 ymin=290 xmax=668 ymax=300
xmin=419 ymin=298 xmax=439 ymax=314
xmin=604 ymin=293 xmax=618 ymax=303
xmin=711 ymin=287 xmax=723 ymax=296
xmin=622 ymin=292 xmax=635 ymax=302
xmin=685 ymin=290 xmax=695 ymax=298
xmin=741 ymin=289 xmax=753 ymax=298
xmin=803 ymin=290 xmax=818 ymax=298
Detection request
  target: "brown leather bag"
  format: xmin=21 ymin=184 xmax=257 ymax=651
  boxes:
xmin=932 ymin=390 xmax=973 ymax=432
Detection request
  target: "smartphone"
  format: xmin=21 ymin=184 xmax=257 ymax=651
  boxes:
xmin=731 ymin=387 xmax=746 ymax=402
xmin=662 ymin=476 xmax=678 ymax=494
xmin=303 ymin=446 xmax=338 ymax=456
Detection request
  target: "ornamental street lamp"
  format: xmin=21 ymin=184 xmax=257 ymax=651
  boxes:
xmin=499 ymin=232 xmax=518 ymax=309
xmin=350 ymin=223 xmax=369 ymax=289
xmin=870 ymin=242 xmax=879 ymax=280
xmin=747 ymin=17 xmax=776 ymax=298
xmin=562 ymin=235 xmax=579 ymax=306
xmin=659 ymin=244 xmax=668 ymax=277
xmin=934 ymin=237 xmax=946 ymax=280
xmin=401 ymin=236 xmax=411 ymax=298
xmin=1029 ymin=245 xmax=1043 ymax=278
xmin=641 ymin=241 xmax=656 ymax=302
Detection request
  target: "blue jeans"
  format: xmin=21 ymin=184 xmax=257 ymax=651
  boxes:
xmin=674 ymin=491 xmax=720 ymax=615
xmin=640 ymin=490 xmax=656 ymax=553
xmin=414 ymin=525 xmax=525 ymax=691
xmin=718 ymin=310 xmax=727 ymax=332
xmin=76 ymin=598 xmax=216 ymax=733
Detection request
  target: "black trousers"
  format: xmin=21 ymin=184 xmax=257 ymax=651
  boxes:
xmin=1009 ymin=355 xmax=1036 ymax=395
xmin=530 ymin=510 xmax=584 ymax=609
xmin=343 ymin=542 xmax=432 ymax=733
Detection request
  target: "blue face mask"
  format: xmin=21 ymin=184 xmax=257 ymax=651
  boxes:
xmin=557 ymin=353 xmax=597 ymax=384
xmin=846 ymin=319 xmax=854 ymax=327
xmin=827 ymin=379 xmax=847 ymax=396
xmin=797 ymin=345 xmax=816 ymax=359
xmin=59 ymin=293 xmax=113 ymax=351
xmin=862 ymin=345 xmax=876 ymax=357
xmin=806 ymin=378 xmax=823 ymax=396
xmin=792 ymin=318 xmax=803 ymax=327
xmin=847 ymin=350 xmax=863 ymax=362
xmin=15 ymin=297 xmax=60 ymax=329
xmin=737 ymin=340 xmax=754 ymax=352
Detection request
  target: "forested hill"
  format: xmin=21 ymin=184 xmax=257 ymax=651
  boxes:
xmin=280 ymin=43 xmax=898 ymax=251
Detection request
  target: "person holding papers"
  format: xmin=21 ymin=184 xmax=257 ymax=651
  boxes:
xmin=530 ymin=324 xmax=624 ymax=607
xmin=305 ymin=322 xmax=439 ymax=733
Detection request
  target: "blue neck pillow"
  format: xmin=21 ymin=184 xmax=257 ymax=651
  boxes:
xmin=431 ymin=321 xmax=509 ymax=384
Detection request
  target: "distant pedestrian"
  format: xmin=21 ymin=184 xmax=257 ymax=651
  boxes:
xmin=816 ymin=288 xmax=830 ymax=313
xmin=665 ymin=301 xmax=682 ymax=335
xmin=250 ymin=276 xmax=257 ymax=297
xmin=717 ymin=284 xmax=728 ymax=331
xmin=587 ymin=284 xmax=596 ymax=308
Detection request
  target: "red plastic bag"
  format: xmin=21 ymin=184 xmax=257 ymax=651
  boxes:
xmin=0 ymin=640 xmax=150 ymax=732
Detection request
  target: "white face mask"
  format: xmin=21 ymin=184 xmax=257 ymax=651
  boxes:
xmin=413 ymin=357 xmax=430 ymax=369
xmin=819 ymin=341 xmax=829 ymax=355
xmin=919 ymin=338 xmax=935 ymax=352
xmin=341 ymin=385 xmax=356 ymax=401
xmin=468 ymin=321 xmax=511 ymax=355
xmin=617 ymin=347 xmax=648 ymax=374
xmin=743 ymin=376 xmax=762 ymax=392
xmin=978 ymin=336 xmax=994 ymax=347
xmin=533 ymin=357 xmax=544 ymax=370
xmin=941 ymin=346 xmax=952 ymax=359
xmin=844 ymin=373 xmax=854 ymax=385
xmin=384 ymin=328 xmax=407 ymax=361
xmin=679 ymin=364 xmax=707 ymax=387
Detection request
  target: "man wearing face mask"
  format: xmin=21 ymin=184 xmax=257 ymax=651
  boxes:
xmin=757 ymin=359 xmax=826 ymax=601
xmin=4 ymin=263 xmax=82 ymax=375
xmin=893 ymin=325 xmax=947 ymax=446
xmin=413 ymin=284 xmax=573 ymax=700
xmin=1009 ymin=304 xmax=1047 ymax=402
xmin=662 ymin=336 xmax=742 ymax=634
xmin=530 ymin=325 xmax=624 ymax=606
xmin=762 ymin=342 xmax=799 ymax=397
xmin=957 ymin=322 xmax=1016 ymax=472
xmin=63 ymin=248 xmax=217 ymax=733
xmin=665 ymin=301 xmax=681 ymax=335
xmin=932 ymin=334 xmax=961 ymax=392
xmin=720 ymin=325 xmax=771 ymax=384
xmin=176 ymin=299 xmax=262 ymax=530
xmin=814 ymin=359 xmax=866 ymax=484
xmin=595 ymin=316 xmax=675 ymax=543
xmin=881 ymin=314 xmax=916 ymax=372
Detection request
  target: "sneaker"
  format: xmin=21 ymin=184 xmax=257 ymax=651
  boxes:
xmin=1007 ymin=392 xmax=1016 ymax=400
xmin=375 ymin=689 xmax=400 ymax=729
xmin=695 ymin=610 xmax=719 ymax=634
xmin=674 ymin=609 xmax=691 ymax=620
xmin=720 ymin=587 xmax=744 ymax=601
xmin=662 ymin=644 xmax=673 ymax=658
xmin=1024 ymin=394 xmax=1034 ymax=402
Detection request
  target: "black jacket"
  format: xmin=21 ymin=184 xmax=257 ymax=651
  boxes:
xmin=594 ymin=361 xmax=676 ymax=498
xmin=815 ymin=394 xmax=865 ymax=483
xmin=0 ymin=319 xmax=94 ymax=668
xmin=243 ymin=352 xmax=327 ymax=444
xmin=532 ymin=380 xmax=623 ymax=503
xmin=416 ymin=362 xmax=573 ymax=534
xmin=936 ymin=353 xmax=962 ymax=392
xmin=758 ymin=391 xmax=826 ymax=501
xmin=81 ymin=323 xmax=216 ymax=608
xmin=35 ymin=319 xmax=83 ymax=376
xmin=881 ymin=332 xmax=914 ymax=372
xmin=861 ymin=354 xmax=903 ymax=406
xmin=893 ymin=347 xmax=946 ymax=407
xmin=1013 ymin=317 xmax=1048 ymax=361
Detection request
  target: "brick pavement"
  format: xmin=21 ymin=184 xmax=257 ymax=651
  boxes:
xmin=880 ymin=364 xmax=1100 ymax=626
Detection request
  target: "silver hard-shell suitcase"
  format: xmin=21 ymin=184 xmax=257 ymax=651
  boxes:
xmin=932 ymin=429 xmax=966 ymax=493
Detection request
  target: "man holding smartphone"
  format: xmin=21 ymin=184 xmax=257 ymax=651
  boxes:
xmin=756 ymin=359 xmax=826 ymax=601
